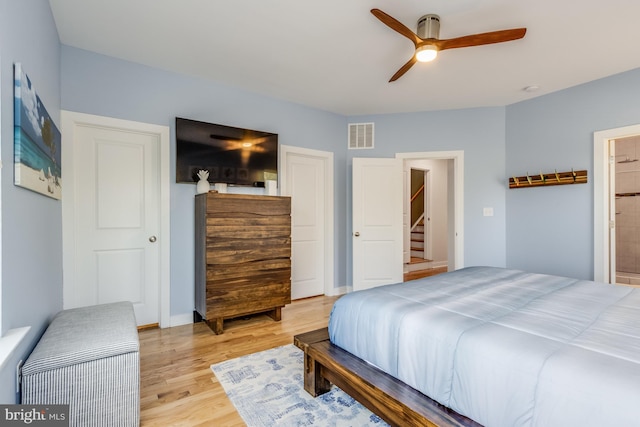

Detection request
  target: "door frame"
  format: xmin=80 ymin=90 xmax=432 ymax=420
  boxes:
xmin=423 ymin=168 xmax=433 ymax=260
xmin=396 ymin=150 xmax=464 ymax=270
xmin=279 ymin=144 xmax=335 ymax=296
xmin=61 ymin=111 xmax=171 ymax=327
xmin=594 ymin=123 xmax=640 ymax=282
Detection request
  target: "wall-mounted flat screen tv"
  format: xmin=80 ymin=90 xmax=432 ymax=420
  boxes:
xmin=175 ymin=117 xmax=278 ymax=186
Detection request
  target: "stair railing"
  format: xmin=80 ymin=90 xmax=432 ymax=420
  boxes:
xmin=410 ymin=184 xmax=425 ymax=203
xmin=411 ymin=213 xmax=425 ymax=231
xmin=410 ymin=184 xmax=425 ymax=230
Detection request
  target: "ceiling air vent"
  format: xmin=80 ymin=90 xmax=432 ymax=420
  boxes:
xmin=348 ymin=123 xmax=374 ymax=149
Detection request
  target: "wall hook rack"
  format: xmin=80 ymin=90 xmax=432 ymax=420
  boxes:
xmin=509 ymin=169 xmax=587 ymax=189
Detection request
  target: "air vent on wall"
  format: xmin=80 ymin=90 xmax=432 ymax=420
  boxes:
xmin=348 ymin=123 xmax=374 ymax=149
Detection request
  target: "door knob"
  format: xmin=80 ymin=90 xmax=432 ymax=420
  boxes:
xmin=149 ymin=236 xmax=157 ymax=243
xmin=354 ymin=232 xmax=360 ymax=237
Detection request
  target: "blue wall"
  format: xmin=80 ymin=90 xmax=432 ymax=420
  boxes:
xmin=60 ymin=46 xmax=347 ymax=321
xmin=0 ymin=0 xmax=62 ymax=403
xmin=505 ymin=68 xmax=640 ymax=280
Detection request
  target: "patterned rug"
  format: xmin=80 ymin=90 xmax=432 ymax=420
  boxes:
xmin=211 ymin=344 xmax=389 ymax=426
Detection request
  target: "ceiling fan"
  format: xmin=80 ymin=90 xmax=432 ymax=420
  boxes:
xmin=371 ymin=8 xmax=526 ymax=82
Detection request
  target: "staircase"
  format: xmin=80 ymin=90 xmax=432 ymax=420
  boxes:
xmin=406 ymin=219 xmax=434 ymax=273
xmin=405 ymin=173 xmax=447 ymax=278
xmin=411 ymin=220 xmax=426 ymax=258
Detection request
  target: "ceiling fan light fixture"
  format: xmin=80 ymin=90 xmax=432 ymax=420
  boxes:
xmin=415 ymin=45 xmax=438 ymax=62
xmin=370 ymin=8 xmax=526 ymax=81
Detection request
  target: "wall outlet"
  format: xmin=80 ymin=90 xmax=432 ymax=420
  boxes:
xmin=483 ymin=207 xmax=494 ymax=217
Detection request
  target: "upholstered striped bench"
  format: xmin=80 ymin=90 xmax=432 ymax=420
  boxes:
xmin=21 ymin=302 xmax=140 ymax=427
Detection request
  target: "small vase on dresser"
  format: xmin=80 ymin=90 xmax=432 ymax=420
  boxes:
xmin=195 ymin=169 xmax=210 ymax=194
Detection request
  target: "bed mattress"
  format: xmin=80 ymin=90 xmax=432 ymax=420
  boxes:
xmin=328 ymin=266 xmax=640 ymax=426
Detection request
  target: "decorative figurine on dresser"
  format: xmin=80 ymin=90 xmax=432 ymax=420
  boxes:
xmin=194 ymin=192 xmax=292 ymax=334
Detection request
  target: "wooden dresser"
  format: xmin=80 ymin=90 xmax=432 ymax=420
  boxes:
xmin=194 ymin=192 xmax=291 ymax=334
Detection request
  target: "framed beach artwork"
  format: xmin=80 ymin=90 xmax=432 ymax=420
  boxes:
xmin=14 ymin=63 xmax=62 ymax=200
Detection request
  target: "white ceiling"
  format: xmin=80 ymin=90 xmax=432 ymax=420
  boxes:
xmin=49 ymin=0 xmax=640 ymax=116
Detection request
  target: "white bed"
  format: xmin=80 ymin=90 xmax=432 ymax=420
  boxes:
xmin=327 ymin=266 xmax=640 ymax=426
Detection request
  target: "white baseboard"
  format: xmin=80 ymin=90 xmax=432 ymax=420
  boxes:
xmin=327 ymin=285 xmax=348 ymax=296
xmin=170 ymin=313 xmax=194 ymax=327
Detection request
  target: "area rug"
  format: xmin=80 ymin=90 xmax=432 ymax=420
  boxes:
xmin=211 ymin=344 xmax=389 ymax=426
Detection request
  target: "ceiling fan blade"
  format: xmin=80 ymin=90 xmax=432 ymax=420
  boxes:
xmin=389 ymin=56 xmax=418 ymax=82
xmin=371 ymin=8 xmax=421 ymax=47
xmin=437 ymin=28 xmax=526 ymax=51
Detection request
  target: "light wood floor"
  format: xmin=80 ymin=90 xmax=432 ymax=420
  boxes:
xmin=139 ymin=295 xmax=339 ymax=426
xmin=404 ymin=266 xmax=448 ymax=281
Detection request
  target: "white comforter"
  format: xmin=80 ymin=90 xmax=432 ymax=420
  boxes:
xmin=328 ymin=267 xmax=640 ymax=427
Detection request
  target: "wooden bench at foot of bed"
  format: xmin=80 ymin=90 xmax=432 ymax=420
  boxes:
xmin=293 ymin=328 xmax=481 ymax=427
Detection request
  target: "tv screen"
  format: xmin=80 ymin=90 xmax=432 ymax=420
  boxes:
xmin=175 ymin=117 xmax=278 ymax=186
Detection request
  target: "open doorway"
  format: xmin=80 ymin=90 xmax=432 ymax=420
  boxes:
xmin=398 ymin=151 xmax=464 ymax=281
xmin=611 ymin=135 xmax=640 ymax=285
xmin=403 ymin=159 xmax=449 ymax=281
xmin=593 ymin=123 xmax=640 ymax=283
xmin=409 ymin=167 xmax=431 ymax=262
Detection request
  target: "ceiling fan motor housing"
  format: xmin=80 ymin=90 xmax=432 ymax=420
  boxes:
xmin=417 ymin=14 xmax=440 ymax=39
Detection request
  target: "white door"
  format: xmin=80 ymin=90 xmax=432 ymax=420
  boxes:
xmin=281 ymin=146 xmax=334 ymax=299
xmin=62 ymin=112 xmax=170 ymax=327
xmin=352 ymin=157 xmax=403 ymax=291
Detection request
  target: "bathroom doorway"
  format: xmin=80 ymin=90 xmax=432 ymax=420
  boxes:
xmin=593 ymin=123 xmax=640 ymax=283
xmin=613 ymin=135 xmax=640 ymax=285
